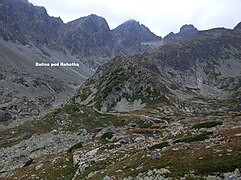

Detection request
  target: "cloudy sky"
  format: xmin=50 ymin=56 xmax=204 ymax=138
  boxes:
xmin=29 ymin=0 xmax=241 ymax=37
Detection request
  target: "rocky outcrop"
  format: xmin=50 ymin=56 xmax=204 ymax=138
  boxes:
xmin=0 ymin=130 xmax=89 ymax=172
xmin=60 ymin=14 xmax=113 ymax=58
xmin=112 ymin=19 xmax=162 ymax=55
xmin=0 ymin=0 xmax=63 ymax=47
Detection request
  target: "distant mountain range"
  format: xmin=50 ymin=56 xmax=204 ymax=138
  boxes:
xmin=0 ymin=0 xmax=163 ymax=69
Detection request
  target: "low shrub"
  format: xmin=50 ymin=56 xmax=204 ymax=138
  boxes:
xmin=67 ymin=142 xmax=83 ymax=153
xmin=148 ymin=141 xmax=169 ymax=150
xmin=101 ymin=132 xmax=114 ymax=140
xmin=23 ymin=158 xmax=33 ymax=167
xmin=192 ymin=121 xmax=223 ymax=129
xmin=175 ymin=132 xmax=213 ymax=143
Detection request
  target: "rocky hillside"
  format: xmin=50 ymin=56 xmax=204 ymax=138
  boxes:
xmin=0 ymin=0 xmax=163 ymax=127
xmin=0 ymin=38 xmax=93 ymax=129
xmin=74 ymin=25 xmax=241 ymax=116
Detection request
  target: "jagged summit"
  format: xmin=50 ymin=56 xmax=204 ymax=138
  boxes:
xmin=180 ymin=24 xmax=197 ymax=32
xmin=163 ymin=24 xmax=198 ymax=43
xmin=61 ymin=13 xmax=112 ymax=62
xmin=0 ymin=0 xmax=161 ymax=68
xmin=111 ymin=18 xmax=161 ymax=55
xmin=67 ymin=14 xmax=109 ymax=27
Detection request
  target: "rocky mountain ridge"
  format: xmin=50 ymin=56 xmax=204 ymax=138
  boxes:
xmin=75 ymin=25 xmax=241 ymax=115
xmin=0 ymin=0 xmax=162 ymax=69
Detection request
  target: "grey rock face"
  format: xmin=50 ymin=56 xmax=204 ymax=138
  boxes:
xmin=112 ymin=19 xmax=162 ymax=55
xmin=0 ymin=38 xmax=94 ymax=127
xmin=0 ymin=130 xmax=89 ymax=172
xmin=224 ymin=169 xmax=241 ymax=180
xmin=0 ymin=112 xmax=12 ymax=123
xmin=60 ymin=17 xmax=162 ymax=68
xmin=0 ymin=0 xmax=162 ymax=70
xmin=150 ymin=151 xmax=162 ymax=160
xmin=0 ymin=0 xmax=63 ymax=47
xmin=60 ymin=14 xmax=113 ymax=58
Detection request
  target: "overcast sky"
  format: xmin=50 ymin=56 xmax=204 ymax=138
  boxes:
xmin=29 ymin=0 xmax=241 ymax=37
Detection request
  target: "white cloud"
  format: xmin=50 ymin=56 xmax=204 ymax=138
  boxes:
xmin=29 ymin=0 xmax=241 ymax=37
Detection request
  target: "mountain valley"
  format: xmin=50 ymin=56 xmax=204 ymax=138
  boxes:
xmin=0 ymin=0 xmax=241 ymax=179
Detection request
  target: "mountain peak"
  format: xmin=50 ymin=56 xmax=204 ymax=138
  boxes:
xmin=127 ymin=19 xmax=138 ymax=22
xmin=68 ymin=14 xmax=108 ymax=25
xmin=163 ymin=24 xmax=198 ymax=43
xmin=86 ymin=14 xmax=104 ymax=20
xmin=124 ymin=19 xmax=139 ymax=24
xmin=120 ymin=19 xmax=140 ymax=27
xmin=180 ymin=24 xmax=197 ymax=32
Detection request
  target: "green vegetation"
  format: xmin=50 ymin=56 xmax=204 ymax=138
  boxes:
xmin=139 ymin=122 xmax=153 ymax=129
xmin=93 ymin=67 xmax=126 ymax=110
xmin=33 ymin=104 xmax=127 ymax=133
xmin=13 ymin=77 xmax=29 ymax=87
xmin=32 ymin=79 xmax=47 ymax=88
xmin=175 ymin=131 xmax=213 ymax=143
xmin=92 ymin=64 xmax=171 ymax=111
xmin=67 ymin=142 xmax=83 ymax=153
xmin=23 ymin=158 xmax=34 ymax=167
xmin=103 ymin=143 xmax=122 ymax=150
xmin=148 ymin=142 xmax=169 ymax=150
xmin=0 ymin=73 xmax=5 ymax=80
xmin=63 ymin=104 xmax=80 ymax=114
xmin=192 ymin=121 xmax=223 ymax=129
xmin=123 ymin=87 xmax=168 ymax=105
xmin=0 ymin=125 xmax=32 ymax=148
xmin=93 ymin=132 xmax=241 ymax=178
xmin=75 ymin=87 xmax=92 ymax=102
xmin=195 ymin=155 xmax=241 ymax=174
xmin=34 ymin=154 xmax=77 ymax=180
xmin=101 ymin=132 xmax=114 ymax=140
